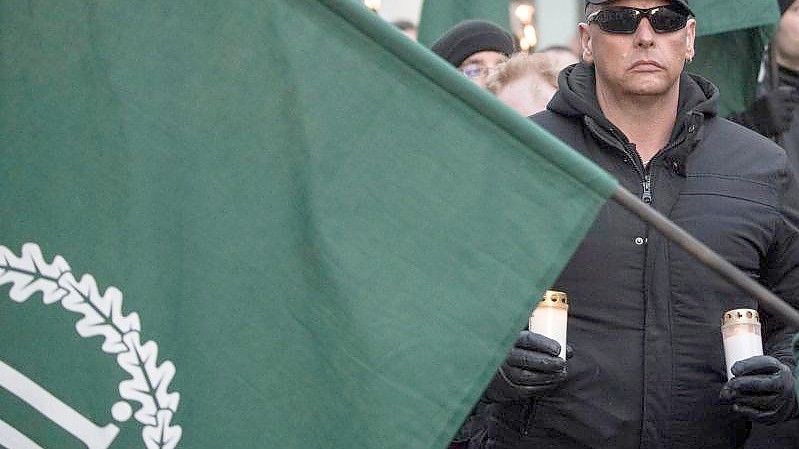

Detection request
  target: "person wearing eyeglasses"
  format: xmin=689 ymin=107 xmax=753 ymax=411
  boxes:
xmin=430 ymin=20 xmax=516 ymax=89
xmin=461 ymin=1 xmax=799 ymax=449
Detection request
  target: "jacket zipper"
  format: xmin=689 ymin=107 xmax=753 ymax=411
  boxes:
xmin=642 ymin=174 xmax=652 ymax=204
xmin=595 ymin=119 xmax=691 ymax=204
xmin=615 ymin=137 xmax=651 ymax=203
xmin=638 ymin=129 xmax=691 ymax=204
xmin=638 ymin=114 xmax=695 ymax=204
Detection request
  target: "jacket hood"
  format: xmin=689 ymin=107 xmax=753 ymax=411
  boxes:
xmin=549 ymin=62 xmax=719 ymax=134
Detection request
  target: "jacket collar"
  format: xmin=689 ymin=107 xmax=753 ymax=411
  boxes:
xmin=549 ymin=62 xmax=719 ymax=175
xmin=776 ymin=64 xmax=799 ymax=89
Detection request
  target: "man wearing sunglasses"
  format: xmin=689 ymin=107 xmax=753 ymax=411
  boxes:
xmin=464 ymin=1 xmax=799 ymax=448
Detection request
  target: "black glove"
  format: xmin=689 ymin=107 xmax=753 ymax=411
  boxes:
xmin=720 ymin=355 xmax=799 ymax=424
xmin=729 ymin=86 xmax=799 ymax=137
xmin=483 ymin=331 xmax=568 ymax=403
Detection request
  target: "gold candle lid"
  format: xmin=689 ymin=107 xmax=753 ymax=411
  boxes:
xmin=721 ymin=309 xmax=760 ymax=327
xmin=537 ymin=290 xmax=568 ymax=310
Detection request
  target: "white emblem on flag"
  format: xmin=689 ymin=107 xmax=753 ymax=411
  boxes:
xmin=0 ymin=243 xmax=182 ymax=449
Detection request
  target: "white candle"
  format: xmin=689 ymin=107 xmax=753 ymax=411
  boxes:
xmin=529 ymin=290 xmax=569 ymax=359
xmin=721 ymin=309 xmax=763 ymax=379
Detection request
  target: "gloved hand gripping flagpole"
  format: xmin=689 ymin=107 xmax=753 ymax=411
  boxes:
xmin=612 ymin=185 xmax=799 ymax=328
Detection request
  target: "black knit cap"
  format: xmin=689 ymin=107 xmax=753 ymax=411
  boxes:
xmin=585 ymin=0 xmax=694 ymax=16
xmin=430 ymin=20 xmax=515 ymax=68
xmin=780 ymin=0 xmax=796 ymax=14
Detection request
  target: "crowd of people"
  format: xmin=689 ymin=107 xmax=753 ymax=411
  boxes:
xmin=396 ymin=0 xmax=799 ymax=448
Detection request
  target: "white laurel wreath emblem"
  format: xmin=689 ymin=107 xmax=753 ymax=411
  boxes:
xmin=0 ymin=243 xmax=182 ymax=449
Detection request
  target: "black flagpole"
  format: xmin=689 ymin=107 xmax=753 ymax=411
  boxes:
xmin=612 ymin=185 xmax=799 ymax=328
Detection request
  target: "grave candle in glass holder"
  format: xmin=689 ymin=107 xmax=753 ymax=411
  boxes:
xmin=721 ymin=308 xmax=763 ymax=380
xmin=529 ymin=290 xmax=569 ymax=359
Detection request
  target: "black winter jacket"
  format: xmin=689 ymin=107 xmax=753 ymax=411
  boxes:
xmin=478 ymin=63 xmax=799 ymax=449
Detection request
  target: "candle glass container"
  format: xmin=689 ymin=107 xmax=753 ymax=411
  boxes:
xmin=529 ymin=290 xmax=569 ymax=359
xmin=721 ymin=308 xmax=763 ymax=379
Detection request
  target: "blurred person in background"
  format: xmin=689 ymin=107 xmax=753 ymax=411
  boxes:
xmin=486 ymin=53 xmax=562 ymax=116
xmin=739 ymin=2 xmax=799 ymax=448
xmin=729 ymin=0 xmax=799 ymax=173
xmin=392 ymin=19 xmax=418 ymax=41
xmin=430 ymin=19 xmax=516 ymax=89
xmin=538 ymin=45 xmax=581 ymax=69
xmin=486 ymin=48 xmax=579 ymax=116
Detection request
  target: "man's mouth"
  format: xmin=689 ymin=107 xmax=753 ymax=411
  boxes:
xmin=631 ymin=60 xmax=665 ymax=71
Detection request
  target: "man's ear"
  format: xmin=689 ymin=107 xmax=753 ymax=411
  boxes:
xmin=685 ymin=18 xmax=696 ymax=62
xmin=579 ymin=22 xmax=594 ymax=64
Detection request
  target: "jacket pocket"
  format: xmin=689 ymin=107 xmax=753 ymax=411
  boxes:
xmin=670 ymin=174 xmax=778 ymax=309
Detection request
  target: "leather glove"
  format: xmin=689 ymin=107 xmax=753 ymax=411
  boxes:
xmin=482 ymin=331 xmax=568 ymax=403
xmin=729 ymin=86 xmax=799 ymax=137
xmin=720 ymin=355 xmax=799 ymax=424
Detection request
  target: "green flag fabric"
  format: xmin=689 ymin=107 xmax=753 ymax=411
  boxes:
xmin=688 ymin=0 xmax=780 ymax=116
xmin=691 ymin=0 xmax=779 ymax=36
xmin=417 ymin=0 xmax=512 ymax=47
xmin=0 ymin=1 xmax=617 ymax=448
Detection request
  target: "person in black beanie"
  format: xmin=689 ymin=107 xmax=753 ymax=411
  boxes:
xmin=729 ymin=0 xmax=799 ymax=170
xmin=430 ymin=20 xmax=516 ymax=88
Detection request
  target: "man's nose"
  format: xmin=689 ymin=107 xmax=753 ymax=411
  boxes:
xmin=634 ymin=17 xmax=656 ymax=47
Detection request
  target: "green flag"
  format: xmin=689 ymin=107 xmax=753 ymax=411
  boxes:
xmin=0 ymin=1 xmax=617 ymax=448
xmin=692 ymin=0 xmax=778 ymax=35
xmin=689 ymin=0 xmax=780 ymax=116
xmin=417 ymin=0 xmax=512 ymax=47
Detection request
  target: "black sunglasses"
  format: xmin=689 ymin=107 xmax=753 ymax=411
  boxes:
xmin=586 ymin=5 xmax=690 ymax=34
